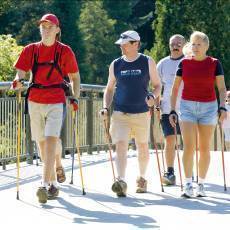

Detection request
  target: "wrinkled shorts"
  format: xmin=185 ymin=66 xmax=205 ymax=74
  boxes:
xmin=28 ymin=101 xmax=64 ymax=142
xmin=179 ymin=99 xmax=218 ymax=125
xmin=161 ymin=114 xmax=181 ymax=137
xmin=110 ymin=111 xmax=150 ymax=144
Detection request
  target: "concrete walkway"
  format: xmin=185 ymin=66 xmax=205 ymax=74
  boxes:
xmin=0 ymin=150 xmax=230 ymax=229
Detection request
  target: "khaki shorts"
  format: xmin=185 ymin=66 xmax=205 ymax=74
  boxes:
xmin=110 ymin=111 xmax=151 ymax=144
xmin=28 ymin=101 xmax=64 ymax=142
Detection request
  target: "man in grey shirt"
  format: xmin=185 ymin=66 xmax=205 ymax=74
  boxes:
xmin=156 ymin=34 xmax=185 ymax=185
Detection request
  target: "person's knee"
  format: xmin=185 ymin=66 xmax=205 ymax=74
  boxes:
xmin=136 ymin=143 xmax=149 ymax=155
xmin=116 ymin=141 xmax=128 ymax=154
xmin=165 ymin=136 xmax=176 ymax=149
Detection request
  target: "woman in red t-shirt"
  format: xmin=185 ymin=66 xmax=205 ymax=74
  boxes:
xmin=13 ymin=14 xmax=81 ymax=204
xmin=169 ymin=31 xmax=227 ymax=198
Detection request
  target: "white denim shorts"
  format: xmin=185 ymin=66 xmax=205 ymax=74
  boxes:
xmin=179 ymin=99 xmax=218 ymax=125
xmin=28 ymin=101 xmax=64 ymax=142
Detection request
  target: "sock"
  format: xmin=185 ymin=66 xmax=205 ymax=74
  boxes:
xmin=50 ymin=181 xmax=58 ymax=187
xmin=139 ymin=176 xmax=146 ymax=180
xmin=118 ymin=176 xmax=125 ymax=182
xmin=167 ymin=167 xmax=174 ymax=174
xmin=198 ymin=177 xmax=205 ymax=184
xmin=41 ymin=181 xmax=49 ymax=189
xmin=185 ymin=177 xmax=192 ymax=184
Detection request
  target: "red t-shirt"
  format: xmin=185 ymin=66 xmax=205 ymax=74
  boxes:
xmin=176 ymin=56 xmax=224 ymax=102
xmin=14 ymin=41 xmax=79 ymax=104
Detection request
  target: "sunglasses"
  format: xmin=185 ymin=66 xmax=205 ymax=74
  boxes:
xmin=120 ymin=34 xmax=137 ymax=41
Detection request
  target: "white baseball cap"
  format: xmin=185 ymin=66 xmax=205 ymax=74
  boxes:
xmin=115 ymin=30 xmax=140 ymax=45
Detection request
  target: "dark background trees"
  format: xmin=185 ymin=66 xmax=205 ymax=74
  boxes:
xmin=0 ymin=0 xmax=229 ymax=88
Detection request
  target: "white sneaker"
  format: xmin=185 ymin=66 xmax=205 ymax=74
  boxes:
xmin=196 ymin=183 xmax=206 ymax=197
xmin=181 ymin=183 xmax=193 ymax=198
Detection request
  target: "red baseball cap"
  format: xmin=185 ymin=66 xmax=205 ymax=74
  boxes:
xmin=39 ymin=14 xmax=59 ymax=26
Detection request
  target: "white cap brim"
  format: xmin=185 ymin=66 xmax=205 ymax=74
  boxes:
xmin=115 ymin=38 xmax=130 ymax=45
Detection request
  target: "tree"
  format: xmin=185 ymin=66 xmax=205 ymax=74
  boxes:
xmin=103 ymin=0 xmax=156 ymax=51
xmin=0 ymin=34 xmax=23 ymax=81
xmin=79 ymin=0 xmax=117 ymax=84
xmin=149 ymin=0 xmax=230 ymax=88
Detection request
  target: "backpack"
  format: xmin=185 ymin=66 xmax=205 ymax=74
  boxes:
xmin=24 ymin=41 xmax=72 ymax=113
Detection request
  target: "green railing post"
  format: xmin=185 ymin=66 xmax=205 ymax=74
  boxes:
xmin=61 ymin=113 xmax=67 ymax=158
xmin=25 ymin=114 xmax=34 ymax=164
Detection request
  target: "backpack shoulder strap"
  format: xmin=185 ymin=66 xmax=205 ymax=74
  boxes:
xmin=46 ymin=42 xmax=64 ymax=79
xmin=31 ymin=43 xmax=40 ymax=83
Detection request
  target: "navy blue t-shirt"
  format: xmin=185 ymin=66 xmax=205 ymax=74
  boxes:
xmin=113 ymin=54 xmax=150 ymax=113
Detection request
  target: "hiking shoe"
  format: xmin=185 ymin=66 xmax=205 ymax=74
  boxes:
xmin=181 ymin=183 xmax=193 ymax=198
xmin=136 ymin=177 xmax=147 ymax=193
xmin=36 ymin=187 xmax=48 ymax=204
xmin=111 ymin=179 xmax=127 ymax=197
xmin=56 ymin=166 xmax=66 ymax=183
xmin=196 ymin=183 xmax=206 ymax=197
xmin=48 ymin=184 xmax=59 ymax=200
xmin=162 ymin=172 xmax=176 ymax=185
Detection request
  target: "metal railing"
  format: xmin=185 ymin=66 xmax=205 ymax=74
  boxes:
xmin=0 ymin=82 xmax=107 ymax=168
xmin=0 ymin=82 xmax=223 ymax=169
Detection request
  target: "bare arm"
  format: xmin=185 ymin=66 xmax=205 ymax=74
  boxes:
xmin=103 ymin=62 xmax=116 ymax=109
xmin=15 ymin=69 xmax=26 ymax=80
xmin=68 ymin=72 xmax=81 ymax=99
xmin=216 ymin=75 xmax=227 ymax=107
xmin=149 ymin=57 xmax=161 ymax=98
xmin=170 ymin=76 xmax=182 ymax=111
xmin=216 ymin=75 xmax=227 ymax=122
xmin=13 ymin=69 xmax=27 ymax=89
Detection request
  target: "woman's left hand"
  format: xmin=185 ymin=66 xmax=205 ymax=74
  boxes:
xmin=219 ymin=110 xmax=227 ymax=123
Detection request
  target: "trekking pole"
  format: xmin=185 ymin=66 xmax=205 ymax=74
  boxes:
xmin=159 ymin=122 xmax=166 ymax=172
xmin=150 ymin=108 xmax=164 ymax=192
xmin=219 ymin=123 xmax=227 ymax=191
xmin=103 ymin=119 xmax=116 ymax=183
xmin=174 ymin=126 xmax=183 ymax=191
xmin=70 ymin=109 xmax=76 ymax=185
xmin=16 ymin=90 xmax=22 ymax=200
xmin=74 ymin=110 xmax=86 ymax=195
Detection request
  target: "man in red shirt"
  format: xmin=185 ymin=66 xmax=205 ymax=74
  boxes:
xmin=13 ymin=14 xmax=80 ymax=203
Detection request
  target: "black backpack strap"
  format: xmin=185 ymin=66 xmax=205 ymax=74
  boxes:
xmin=31 ymin=44 xmax=39 ymax=83
xmin=46 ymin=42 xmax=64 ymax=80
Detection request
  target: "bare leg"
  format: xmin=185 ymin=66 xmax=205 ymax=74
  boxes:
xmin=38 ymin=136 xmax=58 ymax=184
xmin=136 ymin=142 xmax=149 ymax=178
xmin=55 ymin=138 xmax=63 ymax=168
xmin=197 ymin=124 xmax=215 ymax=180
xmin=164 ymin=135 xmax=176 ymax=168
xmin=115 ymin=141 xmax=129 ymax=180
xmin=225 ymin=141 xmax=230 ymax=151
xmin=180 ymin=122 xmax=197 ymax=179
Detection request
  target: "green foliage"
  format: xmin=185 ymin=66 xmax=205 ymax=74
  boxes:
xmin=0 ymin=34 xmax=23 ymax=81
xmin=104 ymin=0 xmax=156 ymax=51
xmin=79 ymin=0 xmax=117 ymax=84
xmin=0 ymin=0 xmax=229 ymax=87
xmin=149 ymin=0 xmax=230 ymax=88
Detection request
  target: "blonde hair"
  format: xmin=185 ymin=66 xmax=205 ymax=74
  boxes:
xmin=183 ymin=42 xmax=192 ymax=57
xmin=190 ymin=31 xmax=209 ymax=46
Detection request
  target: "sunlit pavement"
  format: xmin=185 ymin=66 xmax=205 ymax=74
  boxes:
xmin=1 ymin=150 xmax=230 ymax=229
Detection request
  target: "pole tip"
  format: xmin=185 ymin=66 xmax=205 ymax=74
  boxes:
xmin=83 ymin=189 xmax=86 ymax=195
